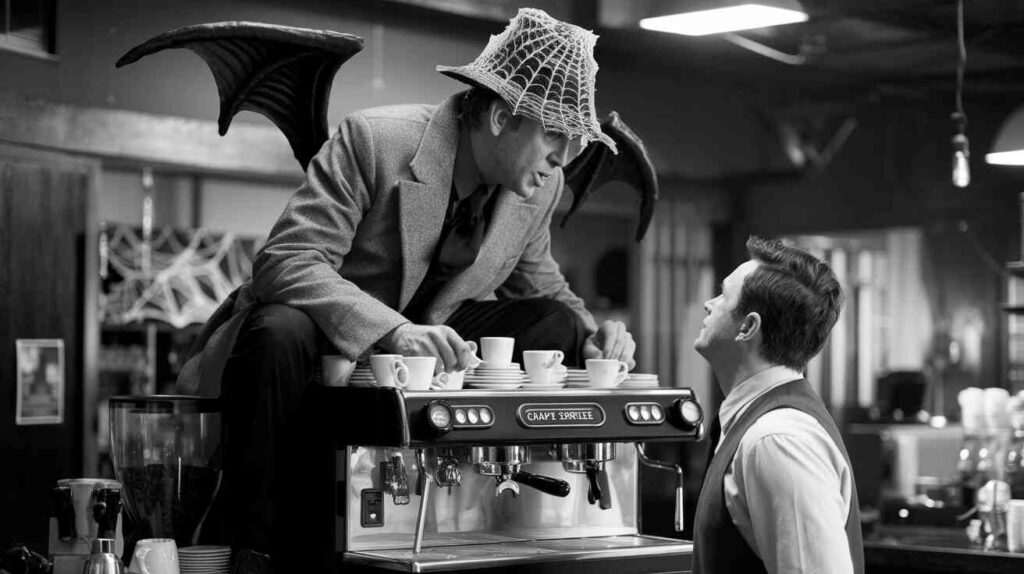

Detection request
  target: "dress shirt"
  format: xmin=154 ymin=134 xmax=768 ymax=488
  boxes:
xmin=718 ymin=365 xmax=855 ymax=574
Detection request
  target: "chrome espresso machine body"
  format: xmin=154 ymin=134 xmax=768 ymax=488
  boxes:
xmin=308 ymin=385 xmax=704 ymax=573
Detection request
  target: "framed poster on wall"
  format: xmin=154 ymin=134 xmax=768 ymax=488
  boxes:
xmin=15 ymin=339 xmax=65 ymax=425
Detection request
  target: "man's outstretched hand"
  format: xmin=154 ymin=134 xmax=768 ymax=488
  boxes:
xmin=379 ymin=323 xmax=476 ymax=372
xmin=581 ymin=320 xmax=636 ymax=370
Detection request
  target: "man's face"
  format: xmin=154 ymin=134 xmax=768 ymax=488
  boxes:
xmin=491 ymin=115 xmax=580 ymax=198
xmin=694 ymin=259 xmax=760 ymax=359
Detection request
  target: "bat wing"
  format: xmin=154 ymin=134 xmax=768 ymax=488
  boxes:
xmin=116 ymin=21 xmax=364 ymax=171
xmin=561 ymin=112 xmax=659 ymax=242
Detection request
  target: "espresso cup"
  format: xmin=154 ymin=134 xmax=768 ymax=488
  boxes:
xmin=321 ymin=355 xmax=356 ymax=387
xmin=402 ymin=357 xmax=443 ymax=391
xmin=523 ymin=350 xmax=565 ymax=384
xmin=1009 ymin=499 xmax=1024 ymax=552
xmin=434 ymin=369 xmax=465 ymax=390
xmin=129 ymin=538 xmax=179 ymax=574
xmin=369 ymin=354 xmax=408 ymax=388
xmin=586 ymin=359 xmax=629 ymax=388
xmin=480 ymin=337 xmax=515 ymax=366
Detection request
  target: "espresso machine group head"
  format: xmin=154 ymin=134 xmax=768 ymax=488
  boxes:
xmin=308 ymin=384 xmax=704 ymax=573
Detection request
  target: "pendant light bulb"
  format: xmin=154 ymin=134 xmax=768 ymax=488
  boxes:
xmin=952 ymin=132 xmax=970 ymax=188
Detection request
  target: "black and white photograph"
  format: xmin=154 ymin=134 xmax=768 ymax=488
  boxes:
xmin=5 ymin=1 xmax=1024 ymax=573
xmin=15 ymin=339 xmax=64 ymax=426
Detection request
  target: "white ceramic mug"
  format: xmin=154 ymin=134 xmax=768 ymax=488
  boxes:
xmin=523 ymin=350 xmax=565 ymax=384
xmin=129 ymin=538 xmax=179 ymax=574
xmin=321 ymin=355 xmax=356 ymax=387
xmin=586 ymin=359 xmax=629 ymax=388
xmin=369 ymin=354 xmax=409 ymax=388
xmin=401 ymin=357 xmax=448 ymax=391
xmin=1009 ymin=499 xmax=1024 ymax=552
xmin=480 ymin=337 xmax=515 ymax=366
xmin=434 ymin=369 xmax=465 ymax=390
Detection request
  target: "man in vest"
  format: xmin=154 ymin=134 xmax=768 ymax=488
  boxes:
xmin=692 ymin=236 xmax=864 ymax=574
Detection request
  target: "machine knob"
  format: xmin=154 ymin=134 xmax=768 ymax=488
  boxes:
xmin=424 ymin=400 xmax=454 ymax=435
xmin=672 ymin=398 xmax=703 ymax=430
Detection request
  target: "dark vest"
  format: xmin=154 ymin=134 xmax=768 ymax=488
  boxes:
xmin=692 ymin=379 xmax=864 ymax=574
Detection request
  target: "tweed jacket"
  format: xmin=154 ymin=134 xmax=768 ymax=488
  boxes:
xmin=177 ymin=93 xmax=597 ymax=396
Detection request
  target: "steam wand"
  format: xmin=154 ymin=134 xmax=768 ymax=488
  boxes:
xmin=413 ymin=449 xmax=432 ymax=555
xmin=636 ymin=443 xmax=685 ymax=532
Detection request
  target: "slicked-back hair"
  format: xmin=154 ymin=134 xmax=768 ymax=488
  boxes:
xmin=735 ymin=236 xmax=844 ymax=371
xmin=459 ymin=87 xmax=523 ymax=129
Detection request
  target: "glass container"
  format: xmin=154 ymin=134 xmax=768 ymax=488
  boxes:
xmin=109 ymin=396 xmax=222 ymax=552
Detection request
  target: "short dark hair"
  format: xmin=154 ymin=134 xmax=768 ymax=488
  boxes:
xmin=735 ymin=236 xmax=844 ymax=371
xmin=459 ymin=87 xmax=522 ymax=129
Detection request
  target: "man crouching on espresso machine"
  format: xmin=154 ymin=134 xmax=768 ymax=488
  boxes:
xmin=150 ymin=8 xmax=647 ymax=573
xmin=691 ymin=236 xmax=865 ymax=574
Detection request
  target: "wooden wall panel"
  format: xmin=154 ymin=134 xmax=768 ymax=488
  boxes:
xmin=0 ymin=145 xmax=96 ymax=551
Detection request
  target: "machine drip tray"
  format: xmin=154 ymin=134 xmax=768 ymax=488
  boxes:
xmin=343 ymin=534 xmax=692 ymax=572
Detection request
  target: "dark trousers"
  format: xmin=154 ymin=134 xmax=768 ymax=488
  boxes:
xmin=220 ymin=298 xmax=588 ymax=566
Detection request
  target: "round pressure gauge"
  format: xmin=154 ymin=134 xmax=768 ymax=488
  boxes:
xmin=425 ymin=401 xmax=454 ymax=434
xmin=672 ymin=398 xmax=704 ymax=430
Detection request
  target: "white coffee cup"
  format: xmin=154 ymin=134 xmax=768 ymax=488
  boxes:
xmin=369 ymin=354 xmax=409 ymax=388
xmin=1009 ymin=499 xmax=1024 ymax=552
xmin=435 ymin=370 xmax=465 ymax=390
xmin=129 ymin=538 xmax=179 ymax=574
xmin=523 ymin=350 xmax=565 ymax=384
xmin=586 ymin=359 xmax=629 ymax=388
xmin=402 ymin=357 xmax=445 ymax=391
xmin=480 ymin=337 xmax=515 ymax=366
xmin=321 ymin=355 xmax=356 ymax=387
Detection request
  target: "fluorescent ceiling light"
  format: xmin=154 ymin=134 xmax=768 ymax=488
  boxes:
xmin=639 ymin=4 xmax=808 ymax=36
xmin=985 ymin=151 xmax=1024 ymax=166
xmin=987 ymin=105 xmax=1024 ymax=166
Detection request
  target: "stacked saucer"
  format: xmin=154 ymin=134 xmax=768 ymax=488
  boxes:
xmin=466 ymin=362 xmax=528 ymax=390
xmin=348 ymin=366 xmax=378 ymax=387
xmin=621 ymin=373 xmax=660 ymax=388
xmin=179 ymin=545 xmax=231 ymax=574
xmin=564 ymin=368 xmax=590 ymax=386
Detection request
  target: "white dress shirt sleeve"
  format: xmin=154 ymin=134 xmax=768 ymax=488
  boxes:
xmin=725 ymin=409 xmax=854 ymax=574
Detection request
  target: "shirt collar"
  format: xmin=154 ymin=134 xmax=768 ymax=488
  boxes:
xmin=719 ymin=365 xmax=804 ymax=439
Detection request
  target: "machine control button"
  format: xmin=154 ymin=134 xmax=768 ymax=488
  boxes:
xmin=425 ymin=401 xmax=454 ymax=434
xmin=650 ymin=404 xmax=664 ymax=421
xmin=673 ymin=398 xmax=704 ymax=430
xmin=624 ymin=402 xmax=665 ymax=425
xmin=450 ymin=405 xmax=495 ymax=428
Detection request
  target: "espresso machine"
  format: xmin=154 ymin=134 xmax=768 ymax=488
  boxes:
xmin=306 ymin=385 xmax=704 ymax=573
xmin=48 ymin=478 xmax=124 ymax=574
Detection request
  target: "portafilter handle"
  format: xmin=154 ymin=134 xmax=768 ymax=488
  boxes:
xmin=511 ymin=471 xmax=571 ymax=498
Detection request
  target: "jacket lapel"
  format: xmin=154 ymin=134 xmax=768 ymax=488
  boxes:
xmin=398 ymin=94 xmax=462 ymax=310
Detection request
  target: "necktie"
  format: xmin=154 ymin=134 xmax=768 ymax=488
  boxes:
xmin=437 ymin=185 xmax=491 ymax=273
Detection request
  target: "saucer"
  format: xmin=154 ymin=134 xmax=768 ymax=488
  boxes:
xmin=520 ymin=383 xmax=566 ymax=390
xmin=476 ymin=361 xmax=520 ymax=370
xmin=467 ymin=382 xmax=523 ymax=390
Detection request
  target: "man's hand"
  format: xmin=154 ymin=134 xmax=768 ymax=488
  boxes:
xmin=379 ymin=323 xmax=476 ymax=372
xmin=581 ymin=320 xmax=636 ymax=370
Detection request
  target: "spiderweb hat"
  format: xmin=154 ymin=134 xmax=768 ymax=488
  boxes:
xmin=437 ymin=8 xmax=616 ymax=153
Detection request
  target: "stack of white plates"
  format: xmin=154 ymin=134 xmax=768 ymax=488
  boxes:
xmin=466 ymin=362 xmax=528 ymax=390
xmin=564 ymin=369 xmax=590 ymax=385
xmin=178 ymin=545 xmax=231 ymax=574
xmin=348 ymin=366 xmax=378 ymax=387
